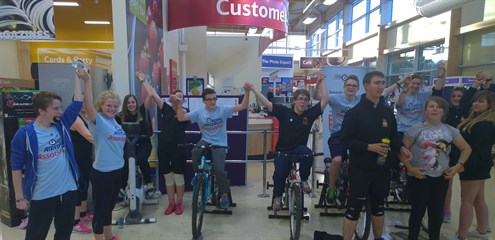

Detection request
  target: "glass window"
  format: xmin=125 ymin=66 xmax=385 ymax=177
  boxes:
xmin=324 ymin=12 xmax=343 ymax=50
xmin=350 ymin=0 xmax=381 ymax=40
xmin=418 ymin=42 xmax=446 ymax=71
xmin=389 ymin=49 xmax=415 ymax=75
xmin=263 ymin=35 xmax=306 ymax=60
xmin=462 ymin=27 xmax=495 ymax=66
xmin=391 ymin=0 xmax=416 ymax=22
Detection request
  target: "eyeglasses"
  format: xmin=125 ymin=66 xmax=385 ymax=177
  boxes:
xmin=296 ymin=97 xmax=309 ymax=102
xmin=344 ymin=84 xmax=359 ymax=88
xmin=204 ymin=97 xmax=217 ymax=102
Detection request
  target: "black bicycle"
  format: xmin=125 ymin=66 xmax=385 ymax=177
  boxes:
xmin=180 ymin=143 xmax=229 ymax=240
xmin=272 ymin=152 xmax=323 ymax=240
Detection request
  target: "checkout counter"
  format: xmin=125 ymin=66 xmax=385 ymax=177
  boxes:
xmin=247 ymin=112 xmax=277 ymax=156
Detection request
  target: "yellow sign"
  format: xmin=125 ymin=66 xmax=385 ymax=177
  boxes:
xmin=37 ymin=49 xmax=112 ymax=70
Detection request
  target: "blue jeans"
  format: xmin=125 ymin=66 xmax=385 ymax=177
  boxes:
xmin=272 ymin=145 xmax=313 ymax=197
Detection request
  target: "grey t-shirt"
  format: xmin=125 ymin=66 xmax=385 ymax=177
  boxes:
xmin=404 ymin=122 xmax=460 ymax=177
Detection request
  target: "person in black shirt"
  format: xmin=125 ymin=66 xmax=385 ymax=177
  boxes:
xmin=246 ymin=78 xmax=329 ymax=213
xmin=136 ymin=71 xmax=189 ymax=216
xmin=116 ymin=94 xmax=155 ymax=198
xmin=267 ymin=87 xmax=274 ymax=102
xmin=340 ymin=71 xmax=412 ymax=240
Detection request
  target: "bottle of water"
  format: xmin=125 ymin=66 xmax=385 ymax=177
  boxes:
xmin=376 ymin=138 xmax=390 ymax=166
xmin=72 ymin=59 xmax=84 ymax=69
xmin=117 ymin=211 xmax=124 ymax=229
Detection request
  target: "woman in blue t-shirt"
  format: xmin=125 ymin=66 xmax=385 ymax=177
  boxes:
xmin=79 ymin=69 xmax=125 ymax=240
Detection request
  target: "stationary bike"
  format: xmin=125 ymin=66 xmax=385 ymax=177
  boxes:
xmin=114 ymin=122 xmax=158 ymax=225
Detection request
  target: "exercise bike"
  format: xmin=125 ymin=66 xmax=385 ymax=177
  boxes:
xmin=113 ymin=122 xmax=158 ymax=225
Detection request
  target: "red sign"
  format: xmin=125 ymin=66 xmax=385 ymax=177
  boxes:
xmin=168 ymin=0 xmax=288 ymax=32
xmin=169 ymin=59 xmax=178 ymax=93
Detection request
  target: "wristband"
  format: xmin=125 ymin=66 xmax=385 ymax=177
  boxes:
xmin=139 ymin=79 xmax=144 ymax=84
xmin=16 ymin=198 xmax=24 ymax=203
xmin=396 ymin=82 xmax=402 ymax=90
xmin=457 ymin=162 xmax=464 ymax=166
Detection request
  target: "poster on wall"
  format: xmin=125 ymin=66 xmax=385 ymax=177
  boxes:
xmin=261 ymin=77 xmax=293 ymax=96
xmin=0 ymin=0 xmax=55 ymax=40
xmin=126 ymin=0 xmax=164 ymax=103
xmin=186 ymin=78 xmax=204 ymax=96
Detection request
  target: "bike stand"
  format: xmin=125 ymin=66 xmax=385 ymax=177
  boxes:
xmin=266 ymin=181 xmax=309 ymax=220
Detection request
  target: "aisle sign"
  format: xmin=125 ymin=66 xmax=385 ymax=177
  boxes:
xmin=262 ymin=55 xmax=293 ymax=69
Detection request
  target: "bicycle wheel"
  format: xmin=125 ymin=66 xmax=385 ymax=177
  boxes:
xmin=192 ymin=175 xmax=206 ymax=239
xmin=354 ymin=198 xmax=371 ymax=240
xmin=289 ymin=183 xmax=302 ymax=240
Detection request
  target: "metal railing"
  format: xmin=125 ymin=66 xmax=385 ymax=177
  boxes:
xmin=150 ymin=129 xmax=322 ymax=198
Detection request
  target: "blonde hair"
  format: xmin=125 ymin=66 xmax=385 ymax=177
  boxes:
xmin=94 ymin=90 xmax=121 ymax=113
xmin=458 ymin=91 xmax=495 ymax=133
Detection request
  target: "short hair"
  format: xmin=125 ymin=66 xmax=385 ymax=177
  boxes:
xmin=362 ymin=71 xmax=385 ymax=85
xmin=344 ymin=75 xmax=359 ymax=86
xmin=202 ymin=88 xmax=216 ymax=99
xmin=451 ymin=87 xmax=466 ymax=96
xmin=424 ymin=96 xmax=449 ymax=120
xmin=94 ymin=91 xmax=120 ymax=113
xmin=172 ymin=90 xmax=183 ymax=95
xmin=32 ymin=91 xmax=62 ymax=116
xmin=293 ymin=88 xmax=310 ymax=100
xmin=411 ymin=75 xmax=423 ymax=81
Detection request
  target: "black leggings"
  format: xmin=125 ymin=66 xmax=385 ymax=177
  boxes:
xmin=91 ymin=168 xmax=121 ymax=234
xmin=408 ymin=176 xmax=448 ymax=240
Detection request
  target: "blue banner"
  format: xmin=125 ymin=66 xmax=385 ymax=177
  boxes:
xmin=261 ymin=55 xmax=293 ymax=69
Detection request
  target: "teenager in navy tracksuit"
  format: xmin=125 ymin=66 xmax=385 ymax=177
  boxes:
xmin=10 ymin=72 xmax=87 ymax=240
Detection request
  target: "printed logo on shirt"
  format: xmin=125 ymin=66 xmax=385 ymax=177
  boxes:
xmin=38 ymin=138 xmax=64 ymax=160
xmin=302 ymin=117 xmax=309 ymax=126
xmin=402 ymin=102 xmax=423 ymax=115
xmin=108 ymin=126 xmax=126 ymax=141
xmin=420 ymin=140 xmax=448 ymax=171
xmin=382 ymin=118 xmax=388 ymax=128
xmin=202 ymin=117 xmax=224 ymax=131
xmin=335 ymin=107 xmax=352 ymax=121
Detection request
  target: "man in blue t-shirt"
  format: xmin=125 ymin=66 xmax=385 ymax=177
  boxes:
xmin=10 ymin=72 xmax=88 ymax=240
xmin=175 ymin=86 xmax=250 ymax=208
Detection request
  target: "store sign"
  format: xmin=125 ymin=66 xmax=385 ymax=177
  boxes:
xmin=168 ymin=0 xmax=288 ymax=32
xmin=300 ymin=57 xmax=348 ymax=69
xmin=0 ymin=0 xmax=55 ymax=40
xmin=262 ymin=55 xmax=293 ymax=69
xmin=168 ymin=0 xmax=288 ymax=55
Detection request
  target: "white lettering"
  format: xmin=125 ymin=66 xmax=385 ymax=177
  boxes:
xmin=217 ymin=0 xmax=229 ymax=16
xmin=215 ymin=0 xmax=286 ymax=24
xmin=0 ymin=30 xmax=52 ymax=40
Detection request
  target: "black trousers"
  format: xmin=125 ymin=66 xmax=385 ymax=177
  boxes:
xmin=91 ymin=167 xmax=121 ymax=234
xmin=25 ymin=190 xmax=77 ymax=240
xmin=407 ymin=176 xmax=448 ymax=240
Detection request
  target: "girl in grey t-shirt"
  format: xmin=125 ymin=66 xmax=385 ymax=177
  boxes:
xmin=401 ymin=96 xmax=471 ymax=240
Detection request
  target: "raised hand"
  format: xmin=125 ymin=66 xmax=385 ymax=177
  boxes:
xmin=135 ymin=71 xmax=145 ymax=82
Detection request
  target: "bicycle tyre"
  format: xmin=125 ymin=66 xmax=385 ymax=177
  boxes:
xmin=289 ymin=183 xmax=302 ymax=240
xmin=192 ymin=175 xmax=205 ymax=239
xmin=354 ymin=198 xmax=371 ymax=240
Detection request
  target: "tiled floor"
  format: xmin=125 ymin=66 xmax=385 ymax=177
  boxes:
xmin=1 ymin=163 xmax=494 ymax=240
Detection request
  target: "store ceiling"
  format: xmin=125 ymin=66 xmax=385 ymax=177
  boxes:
xmin=52 ymin=0 xmax=346 ymax=41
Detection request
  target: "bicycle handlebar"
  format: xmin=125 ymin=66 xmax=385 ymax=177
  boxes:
xmin=178 ymin=143 xmax=229 ymax=150
xmin=275 ymin=152 xmax=324 ymax=158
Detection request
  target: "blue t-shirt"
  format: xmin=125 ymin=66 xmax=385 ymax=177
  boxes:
xmin=397 ymin=90 xmax=432 ymax=132
xmin=328 ymin=94 xmax=360 ymax=134
xmin=404 ymin=122 xmax=460 ymax=177
xmin=32 ymin=123 xmax=77 ymax=200
xmin=188 ymin=105 xmax=233 ymax=146
xmin=89 ymin=113 xmax=126 ymax=172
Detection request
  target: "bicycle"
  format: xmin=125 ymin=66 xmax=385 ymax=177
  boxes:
xmin=315 ymin=157 xmax=371 ymax=240
xmin=270 ymin=151 xmax=323 ymax=240
xmin=179 ymin=143 xmax=230 ymax=240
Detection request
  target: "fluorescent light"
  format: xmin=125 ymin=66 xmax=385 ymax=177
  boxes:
xmin=84 ymin=21 xmax=111 ymax=25
xmin=248 ymin=27 xmax=258 ymax=34
xmin=322 ymin=0 xmax=337 ymax=5
xmin=53 ymin=1 xmax=79 ymax=6
xmin=303 ymin=16 xmax=317 ymax=25
xmin=206 ymin=31 xmax=246 ymax=36
xmin=315 ymin=28 xmax=325 ymax=35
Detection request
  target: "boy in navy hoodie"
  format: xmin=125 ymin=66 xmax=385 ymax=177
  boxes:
xmin=10 ymin=70 xmax=89 ymax=240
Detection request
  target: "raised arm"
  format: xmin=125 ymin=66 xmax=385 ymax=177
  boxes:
xmin=173 ymin=95 xmax=190 ymax=121
xmin=383 ymin=75 xmax=409 ymax=97
xmin=232 ymin=83 xmax=250 ymax=112
xmin=70 ymin=117 xmax=94 ymax=143
xmin=76 ymin=67 xmax=96 ymax=122
xmin=433 ymin=63 xmax=446 ymax=91
xmin=245 ymin=82 xmax=273 ymax=112
xmin=318 ymin=78 xmax=329 ymax=112
xmin=136 ymin=71 xmax=164 ymax=110
xmin=73 ymin=72 xmax=83 ymax=102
